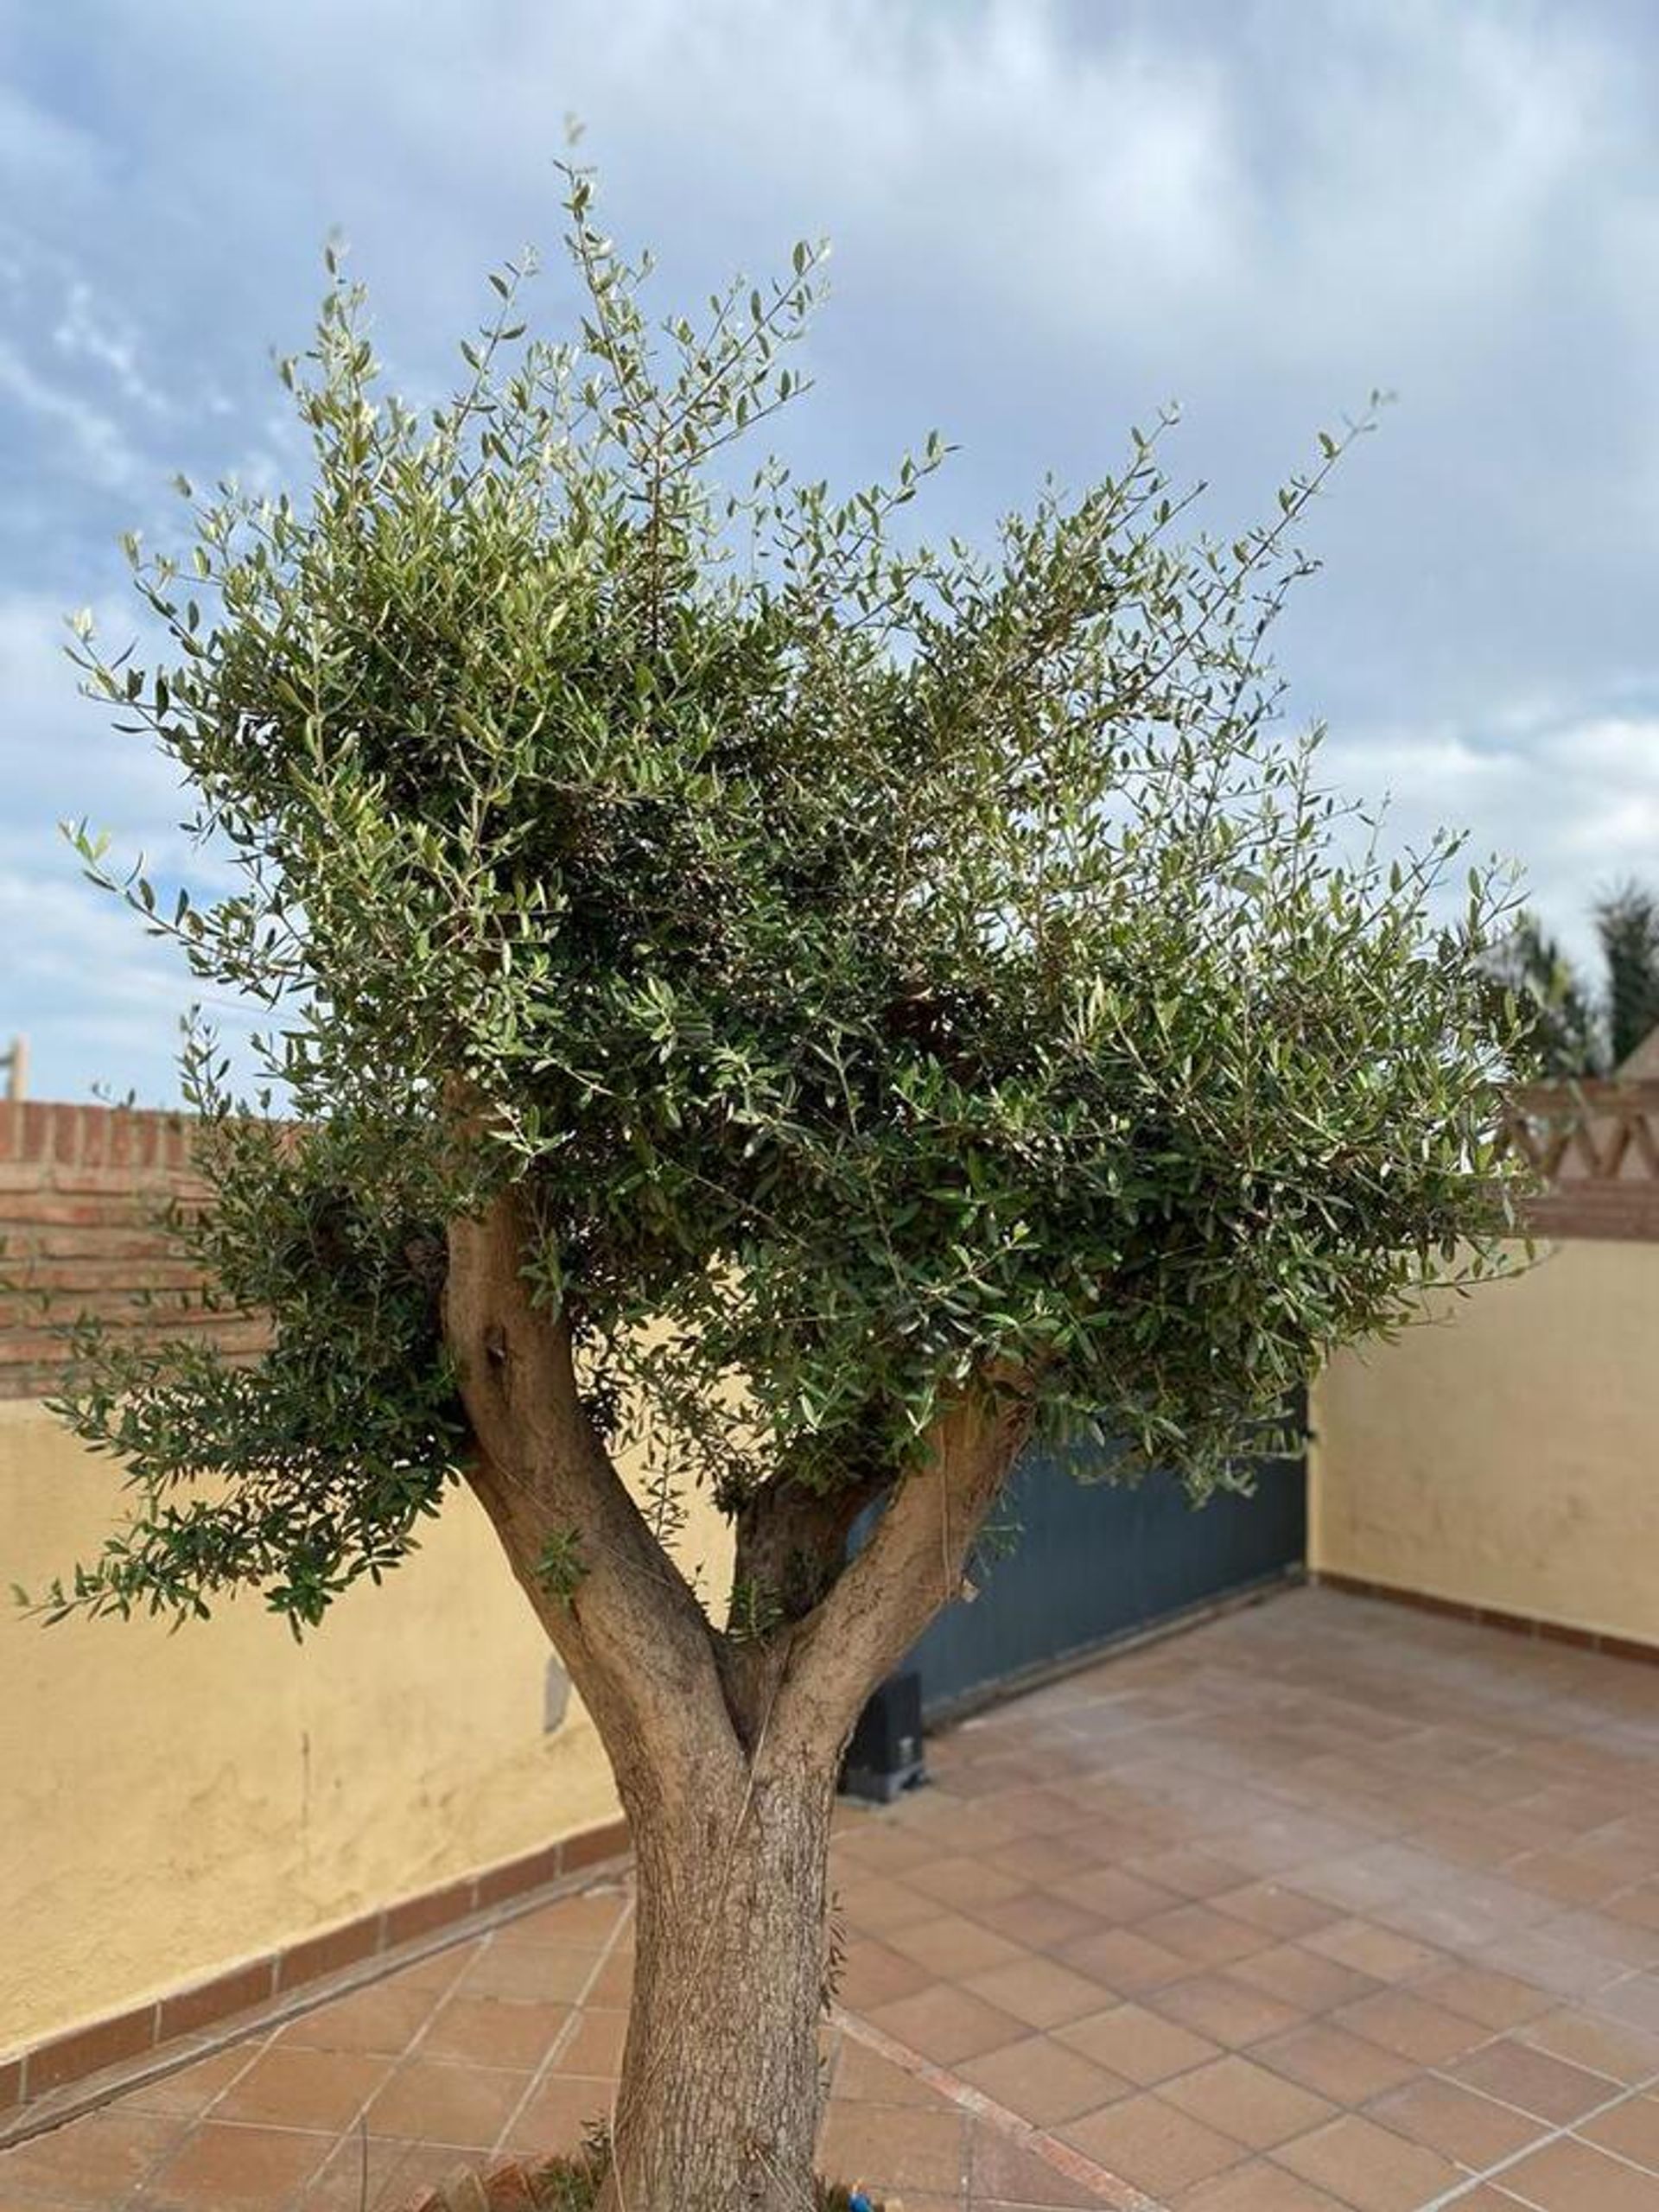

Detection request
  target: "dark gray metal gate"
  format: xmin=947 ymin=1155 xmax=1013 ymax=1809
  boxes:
xmin=906 ymin=1432 xmax=1306 ymax=1722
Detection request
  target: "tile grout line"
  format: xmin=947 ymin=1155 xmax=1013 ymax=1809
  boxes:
xmin=835 ymin=2003 xmax=1166 ymax=2212
xmin=299 ymin=1932 xmax=494 ymax=2212
xmin=105 ymin=2024 xmax=281 ymax=2212
xmin=1419 ymin=2056 xmax=1659 ymax=2209
xmin=486 ymin=1890 xmax=637 ymax=2166
xmin=0 ymin=1859 xmax=633 ymax=2155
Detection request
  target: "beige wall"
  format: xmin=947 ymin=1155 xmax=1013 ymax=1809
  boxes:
xmin=1 ymin=1402 xmax=731 ymax=2059
xmin=1312 ymin=1239 xmax=1659 ymax=1643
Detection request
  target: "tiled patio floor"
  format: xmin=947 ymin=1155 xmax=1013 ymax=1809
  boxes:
xmin=9 ymin=1586 xmax=1659 ymax=2210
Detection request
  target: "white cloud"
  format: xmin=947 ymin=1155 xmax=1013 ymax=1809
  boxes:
xmin=0 ymin=340 xmax=143 ymax=490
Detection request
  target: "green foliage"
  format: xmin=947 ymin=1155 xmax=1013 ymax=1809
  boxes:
xmin=1483 ymin=912 xmax=1607 ymax=1078
xmin=533 ymin=1527 xmax=588 ymax=1605
xmin=46 ymin=164 xmax=1530 ymax=1632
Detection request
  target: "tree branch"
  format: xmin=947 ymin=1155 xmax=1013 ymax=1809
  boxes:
xmin=765 ymin=1385 xmax=1030 ymax=1765
xmin=443 ymin=1188 xmax=744 ymax=1810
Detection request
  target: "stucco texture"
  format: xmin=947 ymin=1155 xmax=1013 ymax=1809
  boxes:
xmin=0 ymin=1401 xmax=731 ymax=2058
xmin=1312 ymin=1239 xmax=1659 ymax=1643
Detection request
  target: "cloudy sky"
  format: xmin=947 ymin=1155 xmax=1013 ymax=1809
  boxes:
xmin=2 ymin=0 xmax=1656 ymax=1103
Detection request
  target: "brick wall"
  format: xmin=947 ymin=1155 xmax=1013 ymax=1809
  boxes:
xmin=0 ymin=1100 xmax=265 ymax=1402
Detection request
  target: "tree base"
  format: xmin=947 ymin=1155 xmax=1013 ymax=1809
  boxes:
xmin=401 ymin=2143 xmax=888 ymax=2212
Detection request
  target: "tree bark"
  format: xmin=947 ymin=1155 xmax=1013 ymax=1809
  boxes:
xmin=603 ymin=1752 xmax=836 ymax=2212
xmin=443 ymin=1187 xmax=1032 ymax=2212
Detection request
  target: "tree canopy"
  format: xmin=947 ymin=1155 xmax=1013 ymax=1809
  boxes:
xmin=41 ymin=167 xmax=1527 ymax=1640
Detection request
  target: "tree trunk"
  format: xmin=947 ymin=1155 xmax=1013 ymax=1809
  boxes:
xmin=600 ymin=1755 xmax=837 ymax=2212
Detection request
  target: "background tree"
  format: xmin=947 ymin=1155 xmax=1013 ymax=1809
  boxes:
xmin=1597 ymin=881 xmax=1659 ymax=1068
xmin=1483 ymin=912 xmax=1606 ymax=1077
xmin=39 ymin=170 xmax=1529 ymax=2212
xmin=1487 ymin=881 xmax=1659 ymax=1077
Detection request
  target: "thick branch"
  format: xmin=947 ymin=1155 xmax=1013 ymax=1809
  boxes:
xmin=766 ymin=1385 xmax=1029 ymax=1764
xmin=443 ymin=1190 xmax=744 ymax=1809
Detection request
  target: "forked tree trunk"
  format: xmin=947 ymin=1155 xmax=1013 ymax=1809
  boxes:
xmin=601 ymin=1758 xmax=837 ymax=2212
xmin=443 ymin=1195 xmax=1027 ymax=2212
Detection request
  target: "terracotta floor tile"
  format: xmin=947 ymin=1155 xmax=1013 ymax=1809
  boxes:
xmin=837 ymin=1939 xmax=937 ymax=2011
xmin=884 ymin=1912 xmax=1032 ymax=1980
xmin=1251 ymin=2024 xmax=1419 ymax=2104
xmin=905 ymin=1855 xmax=1027 ymax=1913
xmin=866 ymin=1984 xmax=1026 ymax=2065
xmin=358 ymin=2142 xmax=495 ymax=2212
xmin=295 ymin=2132 xmax=412 ymax=2212
xmin=836 ymin=1875 xmax=944 ymax=1938
xmin=831 ymin=2039 xmax=950 ymax=2107
xmin=817 ymin=2098 xmax=967 ymax=2194
xmin=960 ymin=1957 xmax=1106 ymax=2031
xmin=549 ymin=2011 xmax=627 ymax=2079
xmin=964 ymin=2121 xmax=1104 ymax=2208
xmin=1363 ymin=2075 xmax=1545 ymax=2170
xmin=1060 ymin=2088 xmax=1249 ymax=2197
xmin=37 ymin=1592 xmax=1659 ymax=2212
xmin=836 ymin=1819 xmax=947 ymax=1876
xmin=500 ymin=2073 xmax=616 ymax=2156
xmin=957 ymin=2031 xmax=1131 ymax=2126
xmin=1449 ymin=2034 xmax=1621 ymax=2125
xmin=1160 ymin=2053 xmax=1337 ymax=2151
xmin=419 ymin=1995 xmax=572 ymax=2070
xmin=1303 ymin=1920 xmax=1444 ymax=1985
xmin=1597 ymin=1975 xmax=1659 ymax=2035
xmin=135 ymin=2120 xmax=336 ymax=2210
xmin=1141 ymin=1906 xmax=1271 ymax=1972
xmin=1047 ymin=1866 xmax=1183 ymax=1924
xmin=1270 ymin=2112 xmax=1461 ymax=2212
xmin=498 ymin=1891 xmax=627 ymax=1948
xmin=988 ymin=1785 xmax=1096 ymax=1838
xmin=213 ymin=2045 xmax=390 ymax=2133
xmin=1052 ymin=2001 xmax=1221 ymax=2085
xmin=1122 ymin=1850 xmax=1244 ymax=1904
xmin=0 ymin=2110 xmax=183 ymax=2204
xmin=122 ymin=2044 xmax=264 ymax=2117
xmin=988 ymin=1834 xmax=1102 ymax=1887
xmin=1579 ymin=2092 xmax=1659 ymax=2173
xmin=1154 ymin=1973 xmax=1306 ymax=2050
xmin=280 ymin=1976 xmax=454 ymax=2056
xmin=1211 ymin=1884 xmax=1342 ymax=1942
xmin=1173 ymin=2159 xmax=1352 ymax=2210
xmin=1518 ymin=2005 xmax=1659 ymax=2083
xmin=1407 ymin=1963 xmax=1554 ymax=2032
xmin=1476 ymin=1926 xmax=1629 ymax=1999
xmin=1499 ymin=2133 xmax=1659 ymax=2210
xmin=1332 ymin=1989 xmax=1490 ymax=2066
xmin=1054 ymin=1923 xmax=1190 ymax=1996
xmin=459 ymin=1942 xmax=603 ymax=2005
xmin=365 ymin=2058 xmax=535 ymax=2146
xmin=972 ymin=1887 xmax=1106 ymax=1950
xmin=1227 ymin=1942 xmax=1380 ymax=2015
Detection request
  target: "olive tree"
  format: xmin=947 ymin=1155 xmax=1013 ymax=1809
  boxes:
xmin=43 ymin=168 xmax=1525 ymax=2212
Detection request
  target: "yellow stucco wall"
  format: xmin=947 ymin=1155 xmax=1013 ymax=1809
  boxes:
xmin=1312 ymin=1240 xmax=1659 ymax=1643
xmin=0 ymin=1402 xmax=731 ymax=2059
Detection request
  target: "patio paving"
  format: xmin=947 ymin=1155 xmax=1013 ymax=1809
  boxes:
xmin=8 ymin=1585 xmax=1659 ymax=2209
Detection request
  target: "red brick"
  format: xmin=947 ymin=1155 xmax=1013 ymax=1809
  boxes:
xmin=383 ymin=1877 xmax=479 ymax=1948
xmin=562 ymin=1819 xmax=629 ymax=1874
xmin=276 ymin=1913 xmax=385 ymax=1992
xmin=475 ymin=1843 xmax=565 ymax=1910
xmin=26 ymin=2002 xmax=156 ymax=2094
xmin=157 ymin=1956 xmax=276 ymax=2039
